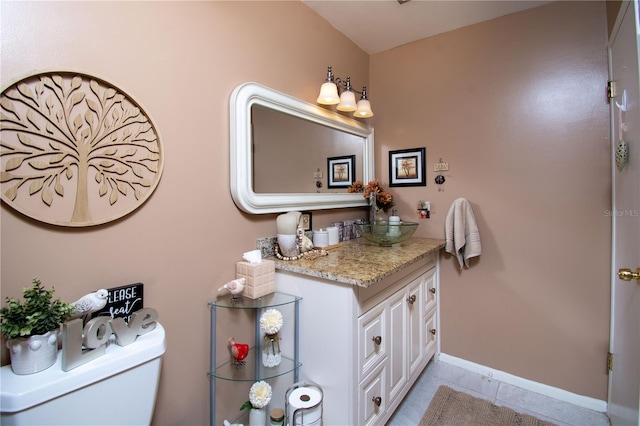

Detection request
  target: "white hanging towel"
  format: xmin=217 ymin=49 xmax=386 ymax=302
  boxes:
xmin=445 ymin=198 xmax=481 ymax=269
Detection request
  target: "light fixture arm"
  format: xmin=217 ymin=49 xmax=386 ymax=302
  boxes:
xmin=325 ymin=68 xmax=366 ymax=97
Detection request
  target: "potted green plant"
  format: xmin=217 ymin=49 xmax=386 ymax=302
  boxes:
xmin=0 ymin=278 xmax=75 ymax=374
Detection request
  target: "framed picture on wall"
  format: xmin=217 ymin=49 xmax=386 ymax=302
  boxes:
xmin=327 ymin=155 xmax=356 ymax=188
xmin=300 ymin=211 xmax=312 ymax=231
xmin=389 ymin=148 xmax=426 ymax=187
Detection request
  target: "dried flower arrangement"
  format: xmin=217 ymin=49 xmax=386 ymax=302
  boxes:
xmin=348 ymin=179 xmax=394 ymax=212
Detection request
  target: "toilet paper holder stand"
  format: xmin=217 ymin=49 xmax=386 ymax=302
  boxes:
xmin=285 ymin=381 xmax=323 ymax=426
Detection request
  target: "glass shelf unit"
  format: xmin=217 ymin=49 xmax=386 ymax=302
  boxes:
xmin=210 ymin=348 xmax=300 ymax=381
xmin=209 ymin=292 xmax=301 ymax=426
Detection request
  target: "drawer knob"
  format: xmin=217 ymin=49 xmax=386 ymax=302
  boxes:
xmin=372 ymin=335 xmax=382 ymax=345
xmin=430 ymin=329 xmax=437 ymax=335
xmin=430 ymin=287 xmax=436 ymax=294
xmin=406 ymin=294 xmax=417 ymax=304
xmin=372 ymin=396 xmax=382 ymax=407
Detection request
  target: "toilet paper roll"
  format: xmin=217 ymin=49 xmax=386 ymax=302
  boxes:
xmin=288 ymin=386 xmax=322 ymax=426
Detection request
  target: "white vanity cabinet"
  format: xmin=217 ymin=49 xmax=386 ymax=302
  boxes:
xmin=275 ymin=250 xmax=439 ymax=426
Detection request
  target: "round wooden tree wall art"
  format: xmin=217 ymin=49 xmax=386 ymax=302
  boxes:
xmin=0 ymin=72 xmax=163 ymax=227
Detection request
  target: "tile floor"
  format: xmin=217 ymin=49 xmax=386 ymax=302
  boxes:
xmin=387 ymin=359 xmax=611 ymax=426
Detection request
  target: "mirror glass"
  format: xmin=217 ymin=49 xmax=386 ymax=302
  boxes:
xmin=230 ymin=82 xmax=374 ymax=214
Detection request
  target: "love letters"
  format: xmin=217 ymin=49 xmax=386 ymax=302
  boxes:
xmin=61 ymin=307 xmax=158 ymax=371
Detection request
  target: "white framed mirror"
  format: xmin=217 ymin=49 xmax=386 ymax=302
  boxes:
xmin=230 ymin=82 xmax=374 ymax=214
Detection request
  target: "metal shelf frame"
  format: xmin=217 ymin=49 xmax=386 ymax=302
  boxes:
xmin=209 ymin=292 xmax=301 ymax=426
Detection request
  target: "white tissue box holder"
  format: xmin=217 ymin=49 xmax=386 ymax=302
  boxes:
xmin=236 ymin=260 xmax=275 ymax=299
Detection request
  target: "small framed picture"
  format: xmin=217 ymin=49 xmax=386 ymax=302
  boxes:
xmin=300 ymin=211 xmax=312 ymax=231
xmin=389 ymin=148 xmax=426 ymax=187
xmin=327 ymin=155 xmax=356 ymax=188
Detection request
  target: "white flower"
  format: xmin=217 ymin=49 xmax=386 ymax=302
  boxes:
xmin=249 ymin=380 xmax=272 ymax=409
xmin=260 ymin=309 xmax=283 ymax=335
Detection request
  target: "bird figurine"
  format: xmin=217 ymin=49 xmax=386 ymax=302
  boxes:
xmin=218 ymin=278 xmax=245 ymax=298
xmin=228 ymin=337 xmax=249 ymax=368
xmin=300 ymin=235 xmax=314 ymax=253
xmin=70 ymin=289 xmax=109 ymax=324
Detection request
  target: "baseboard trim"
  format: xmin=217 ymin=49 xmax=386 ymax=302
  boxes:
xmin=438 ymin=353 xmax=607 ymax=413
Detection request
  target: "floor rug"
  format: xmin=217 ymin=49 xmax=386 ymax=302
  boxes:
xmin=419 ymin=385 xmax=558 ymax=426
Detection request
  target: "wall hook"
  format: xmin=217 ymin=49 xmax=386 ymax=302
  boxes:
xmin=615 ymin=89 xmax=628 ymax=112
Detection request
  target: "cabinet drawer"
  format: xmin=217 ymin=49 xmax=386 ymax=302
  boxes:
xmin=359 ymin=362 xmax=386 ymax=426
xmin=358 ymin=303 xmax=386 ymax=381
xmin=422 ymin=269 xmax=437 ymax=316
xmin=424 ymin=307 xmax=437 ymax=362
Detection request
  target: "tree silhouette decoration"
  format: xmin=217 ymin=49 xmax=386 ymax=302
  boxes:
xmin=334 ymin=164 xmax=347 ymax=181
xmin=400 ymin=159 xmax=416 ymax=178
xmin=0 ymin=72 xmax=163 ymax=226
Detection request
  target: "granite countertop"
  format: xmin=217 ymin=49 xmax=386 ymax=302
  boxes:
xmin=271 ymin=237 xmax=445 ymax=288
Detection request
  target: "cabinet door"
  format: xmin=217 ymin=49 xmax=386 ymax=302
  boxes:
xmin=358 ymin=303 xmax=386 ymax=381
xmin=387 ymin=289 xmax=407 ymax=404
xmin=407 ymin=276 xmax=424 ymax=378
xmin=360 ymin=362 xmax=386 ymax=426
xmin=424 ymin=307 xmax=437 ymax=362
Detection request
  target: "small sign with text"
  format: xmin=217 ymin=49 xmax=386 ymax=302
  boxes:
xmin=91 ymin=283 xmax=144 ymax=323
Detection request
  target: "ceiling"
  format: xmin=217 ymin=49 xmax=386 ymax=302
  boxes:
xmin=303 ymin=0 xmax=552 ymax=55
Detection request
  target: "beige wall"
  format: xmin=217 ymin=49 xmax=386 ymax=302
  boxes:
xmin=607 ymin=0 xmax=623 ymax=36
xmin=1 ymin=0 xmax=612 ymax=423
xmin=371 ymin=1 xmax=611 ymax=400
xmin=1 ymin=2 xmax=368 ymax=425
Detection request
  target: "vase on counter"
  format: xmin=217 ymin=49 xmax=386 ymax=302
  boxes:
xmin=276 ymin=234 xmax=298 ymax=258
xmin=249 ymin=407 xmax=267 ymax=426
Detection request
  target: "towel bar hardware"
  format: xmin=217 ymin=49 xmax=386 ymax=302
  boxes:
xmin=372 ymin=335 xmax=382 ymax=345
xmin=406 ymin=295 xmax=416 ymax=304
xmin=618 ymin=268 xmax=640 ymax=283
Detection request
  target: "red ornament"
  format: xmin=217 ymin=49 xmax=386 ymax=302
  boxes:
xmin=228 ymin=337 xmax=249 ymax=361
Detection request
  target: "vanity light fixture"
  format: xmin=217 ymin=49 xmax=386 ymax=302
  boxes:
xmin=316 ymin=66 xmax=374 ymax=118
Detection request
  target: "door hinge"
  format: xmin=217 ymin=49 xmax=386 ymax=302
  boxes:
xmin=607 ymin=352 xmax=614 ymax=373
xmin=607 ymin=80 xmax=617 ymax=99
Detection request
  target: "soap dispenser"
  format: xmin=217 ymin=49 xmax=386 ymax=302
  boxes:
xmin=387 ymin=209 xmax=401 ymax=237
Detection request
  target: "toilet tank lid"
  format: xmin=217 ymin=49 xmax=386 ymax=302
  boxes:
xmin=1 ymin=323 xmax=166 ymax=413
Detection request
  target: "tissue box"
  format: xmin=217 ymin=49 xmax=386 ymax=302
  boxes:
xmin=236 ymin=260 xmax=275 ymax=299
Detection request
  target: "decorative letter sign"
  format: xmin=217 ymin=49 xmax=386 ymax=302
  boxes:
xmin=61 ymin=307 xmax=158 ymax=371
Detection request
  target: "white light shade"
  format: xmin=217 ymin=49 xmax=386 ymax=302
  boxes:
xmin=354 ymin=99 xmax=373 ymax=118
xmin=337 ymin=90 xmax=357 ymax=112
xmin=317 ymin=82 xmax=340 ymax=105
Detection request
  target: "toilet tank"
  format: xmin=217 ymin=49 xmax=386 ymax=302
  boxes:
xmin=1 ymin=323 xmax=166 ymax=425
